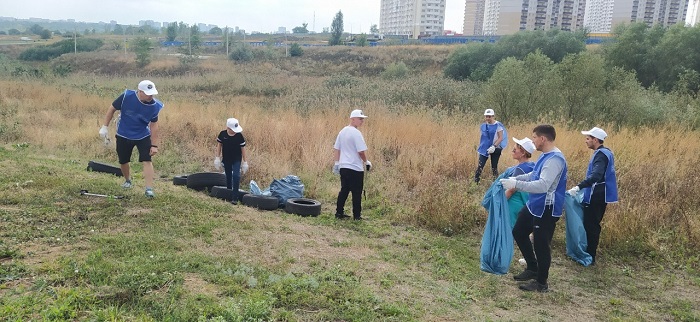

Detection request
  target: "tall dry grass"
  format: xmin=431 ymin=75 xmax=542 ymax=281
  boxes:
xmin=1 ymin=53 xmax=698 ymax=263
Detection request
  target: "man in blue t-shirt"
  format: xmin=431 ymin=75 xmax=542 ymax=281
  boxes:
xmin=99 ymin=80 xmax=164 ymax=198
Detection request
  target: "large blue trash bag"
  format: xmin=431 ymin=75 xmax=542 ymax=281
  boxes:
xmin=269 ymin=175 xmax=305 ymax=207
xmin=249 ymin=180 xmax=271 ymax=196
xmin=480 ymin=168 xmax=515 ymax=275
xmin=564 ymin=192 xmax=593 ymax=266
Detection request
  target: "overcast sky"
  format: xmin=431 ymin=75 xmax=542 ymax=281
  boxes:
xmin=0 ymin=0 xmax=467 ymax=33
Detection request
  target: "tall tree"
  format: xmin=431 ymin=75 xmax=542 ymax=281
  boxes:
xmin=29 ymin=24 xmax=44 ymax=35
xmin=166 ymin=22 xmax=178 ymax=41
xmin=370 ymin=24 xmax=379 ymax=34
xmin=329 ymin=11 xmax=344 ymax=46
xmin=132 ymin=37 xmax=152 ymax=67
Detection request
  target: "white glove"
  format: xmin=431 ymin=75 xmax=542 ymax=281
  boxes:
xmin=241 ymin=161 xmax=249 ymax=175
xmin=365 ymin=160 xmax=372 ymax=171
xmin=214 ymin=157 xmax=221 ymax=170
xmin=99 ymin=125 xmax=109 ymax=138
xmin=567 ymin=186 xmax=580 ymax=196
xmin=487 ymin=145 xmax=496 ymax=154
xmin=500 ymin=177 xmax=517 ymax=190
xmin=333 ymin=162 xmax=340 ymax=175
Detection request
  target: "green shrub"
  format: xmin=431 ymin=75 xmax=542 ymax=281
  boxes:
xmin=18 ymin=38 xmax=103 ymax=61
xmin=228 ymin=43 xmax=253 ymax=62
xmin=381 ymin=61 xmax=409 ymax=80
xmin=289 ymin=43 xmax=303 ymax=57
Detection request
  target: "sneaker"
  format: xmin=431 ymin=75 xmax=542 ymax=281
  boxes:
xmin=513 ymin=269 xmax=538 ymax=281
xmin=353 ymin=216 xmax=363 ymax=221
xmin=121 ymin=180 xmax=132 ymax=189
xmin=335 ymin=213 xmax=350 ymax=219
xmin=519 ymin=280 xmax=549 ymax=292
xmin=144 ymin=188 xmax=155 ymax=198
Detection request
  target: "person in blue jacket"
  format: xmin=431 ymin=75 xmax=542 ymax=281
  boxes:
xmin=99 ymin=80 xmax=163 ymax=198
xmin=474 ymin=109 xmax=505 ymax=184
xmin=500 ymin=125 xmax=568 ymax=292
xmin=505 ymin=137 xmax=536 ymax=229
xmin=567 ymin=127 xmax=618 ymax=265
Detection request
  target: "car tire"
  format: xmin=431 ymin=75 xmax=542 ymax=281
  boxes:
xmin=186 ymin=172 xmax=227 ymax=191
xmin=285 ymin=198 xmax=322 ymax=217
xmin=87 ymin=160 xmax=123 ymax=177
xmin=241 ymin=194 xmax=279 ymax=210
xmin=173 ymin=175 xmax=188 ymax=186
xmin=209 ymin=186 xmax=234 ymax=201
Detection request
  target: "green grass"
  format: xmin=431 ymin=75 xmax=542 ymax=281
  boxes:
xmin=1 ymin=146 xmax=699 ymax=321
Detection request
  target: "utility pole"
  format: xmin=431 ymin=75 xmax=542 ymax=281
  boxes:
xmin=73 ymin=28 xmax=77 ymax=54
xmin=285 ymin=32 xmax=288 ymax=57
xmin=225 ymin=26 xmax=229 ymax=56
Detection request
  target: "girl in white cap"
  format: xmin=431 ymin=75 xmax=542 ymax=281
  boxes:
xmin=214 ymin=118 xmax=249 ymax=204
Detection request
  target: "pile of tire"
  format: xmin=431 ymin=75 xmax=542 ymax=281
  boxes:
xmin=184 ymin=172 xmax=227 ymax=192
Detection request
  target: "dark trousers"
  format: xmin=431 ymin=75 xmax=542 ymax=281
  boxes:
xmin=223 ymin=161 xmax=241 ymax=201
xmin=583 ymin=202 xmax=607 ymax=263
xmin=513 ymin=205 xmax=559 ymax=284
xmin=336 ymin=168 xmax=364 ymax=218
xmin=474 ymin=148 xmax=502 ymax=183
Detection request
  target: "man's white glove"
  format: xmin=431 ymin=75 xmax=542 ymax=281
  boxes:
xmin=332 ymin=162 xmax=340 ymax=175
xmin=567 ymin=186 xmax=580 ymax=196
xmin=99 ymin=125 xmax=109 ymax=139
xmin=214 ymin=157 xmax=221 ymax=171
xmin=487 ymin=145 xmax=496 ymax=154
xmin=241 ymin=161 xmax=249 ymax=175
xmin=500 ymin=177 xmax=517 ymax=190
xmin=365 ymin=160 xmax=372 ymax=171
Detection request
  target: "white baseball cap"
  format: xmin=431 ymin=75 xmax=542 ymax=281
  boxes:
xmin=512 ymin=137 xmax=536 ymax=154
xmin=226 ymin=118 xmax=243 ymax=133
xmin=138 ymin=80 xmax=158 ymax=95
xmin=581 ymin=127 xmax=607 ymax=140
xmin=350 ymin=109 xmax=368 ymax=118
xmin=484 ymin=109 xmax=495 ymax=116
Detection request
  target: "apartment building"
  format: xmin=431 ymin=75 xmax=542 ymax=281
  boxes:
xmin=380 ymin=0 xmax=446 ymax=38
xmin=584 ymin=0 xmax=689 ymax=32
xmin=465 ymin=0 xmax=585 ymax=35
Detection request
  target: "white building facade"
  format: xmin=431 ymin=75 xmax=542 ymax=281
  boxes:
xmin=380 ymin=0 xmax=446 ymax=38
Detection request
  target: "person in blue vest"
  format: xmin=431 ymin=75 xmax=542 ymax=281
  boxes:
xmin=505 ymin=137 xmax=536 ymax=229
xmin=474 ymin=109 xmax=506 ymax=184
xmin=99 ymin=80 xmax=164 ymax=198
xmin=500 ymin=125 xmax=567 ymax=292
xmin=567 ymin=127 xmax=618 ymax=265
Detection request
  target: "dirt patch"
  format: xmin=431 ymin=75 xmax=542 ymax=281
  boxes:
xmin=182 ymin=272 xmax=220 ymax=297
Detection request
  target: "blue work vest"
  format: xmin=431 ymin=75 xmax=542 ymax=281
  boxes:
xmin=583 ymin=148 xmax=619 ymax=204
xmin=526 ymin=151 xmax=568 ymax=218
xmin=116 ymin=90 xmax=163 ymax=140
xmin=477 ymin=121 xmax=506 ymax=156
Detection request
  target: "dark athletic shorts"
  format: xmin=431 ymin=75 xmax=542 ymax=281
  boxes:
xmin=116 ymin=135 xmax=152 ymax=164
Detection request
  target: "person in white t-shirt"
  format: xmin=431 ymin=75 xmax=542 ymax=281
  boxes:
xmin=333 ymin=109 xmax=372 ymax=220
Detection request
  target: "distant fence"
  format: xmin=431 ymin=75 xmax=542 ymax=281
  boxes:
xmin=160 ymin=35 xmax=612 ymax=48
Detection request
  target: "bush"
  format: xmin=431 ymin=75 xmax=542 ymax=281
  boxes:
xmin=229 ymin=43 xmax=253 ymax=62
xmin=18 ymin=38 xmax=103 ymax=61
xmin=289 ymin=43 xmax=303 ymax=57
xmin=381 ymin=61 xmax=409 ymax=80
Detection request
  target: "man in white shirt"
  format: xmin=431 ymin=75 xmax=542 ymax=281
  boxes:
xmin=333 ymin=109 xmax=372 ymax=220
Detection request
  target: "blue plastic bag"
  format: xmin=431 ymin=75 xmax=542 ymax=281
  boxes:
xmin=480 ymin=168 xmax=515 ymax=275
xmin=249 ymin=180 xmax=271 ymax=196
xmin=269 ymin=175 xmax=304 ymax=207
xmin=564 ymin=192 xmax=593 ymax=266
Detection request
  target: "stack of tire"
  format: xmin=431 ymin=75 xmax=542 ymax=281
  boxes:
xmin=171 ymin=172 xmax=321 ymax=216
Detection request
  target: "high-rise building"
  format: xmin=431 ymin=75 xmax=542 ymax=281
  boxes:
xmin=464 ymin=0 xmax=486 ymax=35
xmin=690 ymin=0 xmax=700 ymax=25
xmin=465 ymin=0 xmax=688 ymax=35
xmin=464 ymin=0 xmax=586 ymax=35
xmin=380 ymin=0 xmax=446 ymax=38
xmin=584 ymin=0 xmax=689 ymax=32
